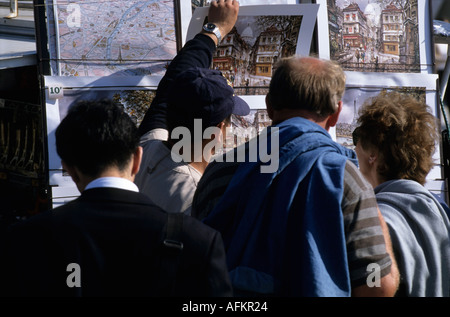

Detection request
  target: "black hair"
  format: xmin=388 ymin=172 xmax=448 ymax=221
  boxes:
xmin=55 ymin=99 xmax=140 ymax=178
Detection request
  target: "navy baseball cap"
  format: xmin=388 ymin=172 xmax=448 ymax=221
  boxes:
xmin=167 ymin=67 xmax=250 ymax=131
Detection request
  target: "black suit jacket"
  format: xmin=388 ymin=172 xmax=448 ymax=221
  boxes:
xmin=0 ymin=188 xmax=232 ymax=297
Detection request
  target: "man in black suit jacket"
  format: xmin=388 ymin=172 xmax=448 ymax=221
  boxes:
xmin=0 ymin=100 xmax=232 ymax=297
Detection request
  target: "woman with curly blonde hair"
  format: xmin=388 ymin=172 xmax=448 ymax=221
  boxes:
xmin=353 ymin=91 xmax=450 ymax=297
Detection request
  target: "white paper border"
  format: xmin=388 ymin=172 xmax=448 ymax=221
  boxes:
xmin=344 ymin=71 xmax=438 ymax=89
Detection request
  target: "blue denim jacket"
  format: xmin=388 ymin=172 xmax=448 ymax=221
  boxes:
xmin=205 ymin=117 xmax=357 ymax=296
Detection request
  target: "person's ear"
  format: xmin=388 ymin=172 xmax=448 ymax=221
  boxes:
xmin=131 ymin=146 xmax=143 ymax=176
xmin=216 ymin=121 xmax=225 ymax=131
xmin=62 ymin=160 xmax=80 ymax=184
xmin=368 ymin=153 xmax=377 ymax=165
xmin=266 ymin=94 xmax=274 ymax=120
xmin=62 ymin=160 xmax=85 ymax=192
xmin=326 ymin=101 xmax=343 ymax=129
xmin=213 ymin=122 xmax=226 ymax=145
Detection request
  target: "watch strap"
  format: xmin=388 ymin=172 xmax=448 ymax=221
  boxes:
xmin=203 ymin=23 xmax=222 ymax=43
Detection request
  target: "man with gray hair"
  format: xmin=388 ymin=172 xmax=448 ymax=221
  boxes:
xmin=192 ymin=56 xmax=400 ymax=297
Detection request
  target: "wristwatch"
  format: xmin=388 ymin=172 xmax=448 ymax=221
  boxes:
xmin=202 ymin=23 xmax=222 ymax=43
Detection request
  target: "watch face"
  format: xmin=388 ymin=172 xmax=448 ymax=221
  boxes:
xmin=203 ymin=23 xmax=221 ymax=42
xmin=205 ymin=23 xmax=216 ymax=31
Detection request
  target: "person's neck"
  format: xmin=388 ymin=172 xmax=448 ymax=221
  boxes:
xmin=368 ymin=173 xmax=386 ymax=190
xmin=167 ymin=139 xmax=214 ymax=174
xmin=359 ymin=162 xmax=386 ymax=189
xmin=190 ymin=142 xmax=213 ymax=174
xmin=75 ymin=167 xmax=134 ymax=192
xmin=189 ymin=160 xmax=208 ymax=174
xmin=271 ymin=109 xmax=329 ymax=130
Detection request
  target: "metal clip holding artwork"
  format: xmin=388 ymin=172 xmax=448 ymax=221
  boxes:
xmin=4 ymin=0 xmax=18 ymax=19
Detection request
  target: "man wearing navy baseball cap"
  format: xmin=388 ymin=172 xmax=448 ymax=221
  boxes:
xmin=167 ymin=67 xmax=250 ymax=132
xmin=135 ymin=0 xmax=249 ymax=215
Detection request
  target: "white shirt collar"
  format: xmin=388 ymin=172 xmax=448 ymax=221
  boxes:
xmin=85 ymin=177 xmax=139 ymax=192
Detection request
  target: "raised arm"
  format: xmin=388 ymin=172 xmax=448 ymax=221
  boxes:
xmin=138 ymin=0 xmax=240 ymax=136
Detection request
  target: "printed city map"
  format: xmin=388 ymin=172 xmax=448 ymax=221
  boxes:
xmin=52 ymin=0 xmax=178 ymax=76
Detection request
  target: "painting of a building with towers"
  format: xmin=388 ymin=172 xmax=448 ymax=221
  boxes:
xmin=327 ymin=0 xmax=420 ymax=73
xmin=212 ymin=14 xmax=303 ymax=95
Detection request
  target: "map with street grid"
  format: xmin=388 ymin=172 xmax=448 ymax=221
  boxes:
xmin=53 ymin=0 xmax=177 ymax=76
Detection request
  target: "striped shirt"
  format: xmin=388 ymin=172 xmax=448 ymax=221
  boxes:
xmin=192 ymin=159 xmax=392 ymax=288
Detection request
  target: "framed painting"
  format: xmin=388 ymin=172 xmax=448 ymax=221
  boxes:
xmin=43 ymin=75 xmax=159 ymax=207
xmin=46 ymin=0 xmax=192 ymax=77
xmin=187 ymin=4 xmax=319 ymax=110
xmin=315 ymin=0 xmax=434 ymax=73
xmin=336 ymin=72 xmax=443 ymax=197
xmin=44 ymin=75 xmax=160 ymax=170
xmin=337 ymin=71 xmax=439 ymax=148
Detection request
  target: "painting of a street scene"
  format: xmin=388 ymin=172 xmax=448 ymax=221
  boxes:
xmin=327 ymin=0 xmax=421 ymax=73
xmin=213 ymin=15 xmax=303 ymax=95
xmin=214 ymin=110 xmax=272 ymax=156
xmin=336 ymin=86 xmax=426 ymax=149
